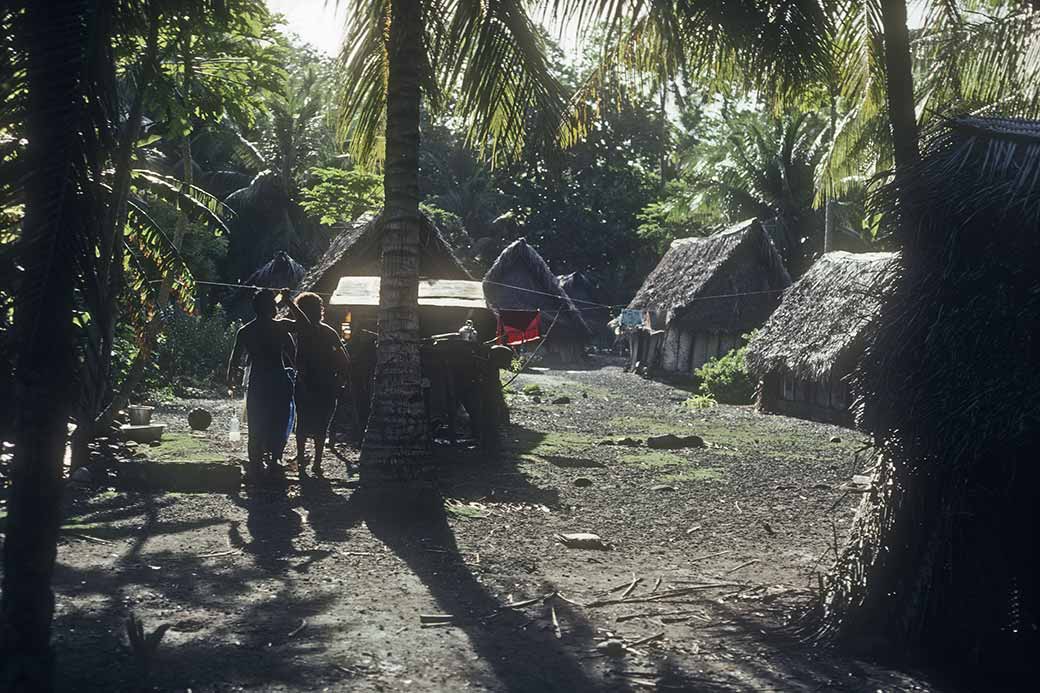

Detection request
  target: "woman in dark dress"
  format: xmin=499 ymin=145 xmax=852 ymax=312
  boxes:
xmin=292 ymin=292 xmax=350 ymax=477
xmin=226 ymin=290 xmax=299 ymax=480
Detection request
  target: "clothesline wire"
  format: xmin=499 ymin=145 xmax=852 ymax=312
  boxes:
xmin=500 ymin=309 xmax=561 ymax=390
xmin=172 ymin=278 xmax=786 ymax=314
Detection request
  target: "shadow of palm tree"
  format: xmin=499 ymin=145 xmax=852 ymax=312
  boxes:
xmin=365 ymin=493 xmax=632 ymax=693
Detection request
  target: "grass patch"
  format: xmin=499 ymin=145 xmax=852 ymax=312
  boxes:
xmin=141 ymin=432 xmax=226 ymax=464
xmin=684 ymin=394 xmax=717 ymax=410
xmin=508 ymin=430 xmax=595 ymax=457
xmin=621 ymin=450 xmax=687 ymax=468
xmin=522 ymin=383 xmax=542 ymax=396
xmin=662 ymin=467 xmax=724 ymax=483
xmin=445 ymin=500 xmax=489 ymax=520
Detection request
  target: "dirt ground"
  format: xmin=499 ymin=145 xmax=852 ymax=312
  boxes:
xmin=32 ymin=359 xmax=940 ymax=692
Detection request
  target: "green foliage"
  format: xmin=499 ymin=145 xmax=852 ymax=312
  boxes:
xmin=522 ymin=383 xmax=542 ymax=396
xmin=684 ymin=393 xmax=718 ymax=410
xmin=299 ymin=166 xmax=382 ymax=226
xmin=695 ymin=344 xmax=755 ymax=405
xmin=643 ymin=105 xmax=829 ymax=275
xmin=510 ymin=356 xmax=525 ymax=373
xmin=155 ymin=307 xmax=240 ymax=388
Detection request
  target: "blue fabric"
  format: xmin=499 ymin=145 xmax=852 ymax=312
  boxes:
xmin=620 ymin=309 xmax=644 ymax=328
xmin=247 ymin=365 xmax=295 ymax=461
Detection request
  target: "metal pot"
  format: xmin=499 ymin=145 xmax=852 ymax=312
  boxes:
xmin=127 ymin=405 xmax=154 ymax=426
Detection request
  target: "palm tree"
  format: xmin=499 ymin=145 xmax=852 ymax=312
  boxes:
xmin=0 ymin=1 xmax=247 ymax=682
xmin=0 ymin=1 xmax=112 ymax=687
xmin=337 ymin=0 xmax=562 ymax=493
xmin=671 ymin=108 xmax=828 ymax=275
xmin=819 ymin=1 xmax=1040 ymax=206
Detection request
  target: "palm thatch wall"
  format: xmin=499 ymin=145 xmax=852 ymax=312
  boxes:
xmin=746 ymin=251 xmax=898 ymax=424
xmin=483 ymin=238 xmax=591 ymax=363
xmin=805 ymin=117 xmax=1040 ymax=684
xmin=626 ymin=219 xmax=791 ymax=373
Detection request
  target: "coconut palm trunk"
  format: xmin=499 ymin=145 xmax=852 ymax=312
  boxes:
xmin=879 ymin=0 xmax=920 ymax=176
xmin=1 ymin=0 xmax=91 ymax=687
xmin=359 ymin=0 xmax=431 ymax=490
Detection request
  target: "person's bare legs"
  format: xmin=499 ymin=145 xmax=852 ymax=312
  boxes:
xmin=296 ymin=432 xmax=307 ymax=477
xmin=312 ymin=434 xmax=325 ymax=477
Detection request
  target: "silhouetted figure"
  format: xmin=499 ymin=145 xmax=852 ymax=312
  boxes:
xmin=292 ymin=292 xmax=350 ymax=477
xmin=227 ymin=290 xmax=300 ymax=481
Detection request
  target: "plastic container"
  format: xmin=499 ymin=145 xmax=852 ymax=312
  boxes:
xmin=229 ymin=414 xmax=241 ymax=443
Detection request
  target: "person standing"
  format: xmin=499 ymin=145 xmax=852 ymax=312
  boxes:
xmin=292 ymin=292 xmax=350 ymax=477
xmin=226 ymin=289 xmax=299 ymax=481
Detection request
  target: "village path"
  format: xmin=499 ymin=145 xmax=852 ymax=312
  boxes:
xmin=43 ymin=359 xmax=939 ymax=692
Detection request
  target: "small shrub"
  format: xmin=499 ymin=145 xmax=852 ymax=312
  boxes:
xmin=155 ymin=307 xmax=240 ymax=390
xmin=522 ymin=383 xmax=542 ymax=396
xmin=510 ymin=355 xmax=525 ymax=373
xmin=695 ymin=344 xmax=755 ymax=404
xmin=684 ymin=393 xmax=718 ymax=409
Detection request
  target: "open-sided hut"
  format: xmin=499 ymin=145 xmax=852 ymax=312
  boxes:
xmin=625 ymin=219 xmax=790 ymax=374
xmin=298 ymin=213 xmax=504 ymax=445
xmin=745 ymin=251 xmax=898 ymax=425
xmin=297 ymin=212 xmax=477 ymax=334
xmin=483 ymin=238 xmax=591 ymax=364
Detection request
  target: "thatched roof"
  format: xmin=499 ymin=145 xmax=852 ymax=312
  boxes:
xmin=557 ymin=272 xmax=597 ymax=306
xmin=559 ymin=271 xmax=610 ymax=333
xmin=628 ymin=219 xmax=791 ymax=332
xmin=483 ymin=238 xmax=591 ymax=337
xmin=297 ymin=212 xmax=472 ymax=297
xmin=745 ymin=251 xmax=899 ymax=381
xmin=244 ymin=251 xmax=305 ymax=289
xmin=226 ymin=251 xmax=306 ymax=314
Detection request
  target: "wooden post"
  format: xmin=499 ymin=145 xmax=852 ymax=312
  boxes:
xmin=677 ymin=329 xmax=694 ymax=374
xmin=662 ymin=327 xmax=680 ymax=371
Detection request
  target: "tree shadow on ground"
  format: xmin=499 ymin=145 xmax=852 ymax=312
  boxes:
xmin=44 ymin=417 xmax=936 ymax=692
xmin=297 ymin=473 xmax=363 ymax=544
xmin=366 ymin=500 xmax=630 ymax=693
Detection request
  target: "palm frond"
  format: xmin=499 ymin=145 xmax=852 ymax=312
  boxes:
xmin=442 ymin=0 xmax=565 ymax=164
xmin=559 ymin=0 xmax=833 ymax=148
xmin=125 ymin=198 xmax=197 ymax=314
xmin=337 ymin=0 xmax=393 ymax=167
xmin=130 ymin=168 xmax=233 ymax=233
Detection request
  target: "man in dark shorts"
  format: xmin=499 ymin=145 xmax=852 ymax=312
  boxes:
xmin=292 ymin=292 xmax=350 ymax=477
xmin=226 ymin=289 xmax=302 ymax=481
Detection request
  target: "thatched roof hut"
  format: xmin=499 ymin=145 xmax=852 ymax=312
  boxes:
xmin=295 ymin=213 xmax=490 ymax=442
xmin=744 ymin=251 xmax=897 ymax=423
xmin=483 ymin=238 xmax=590 ymax=362
xmin=746 ymin=251 xmax=898 ymax=382
xmin=245 ymin=250 xmax=306 ymax=290
xmin=625 ymin=219 xmax=790 ymax=374
xmin=297 ymin=212 xmax=471 ymax=298
xmin=629 ymin=218 xmax=791 ymax=332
